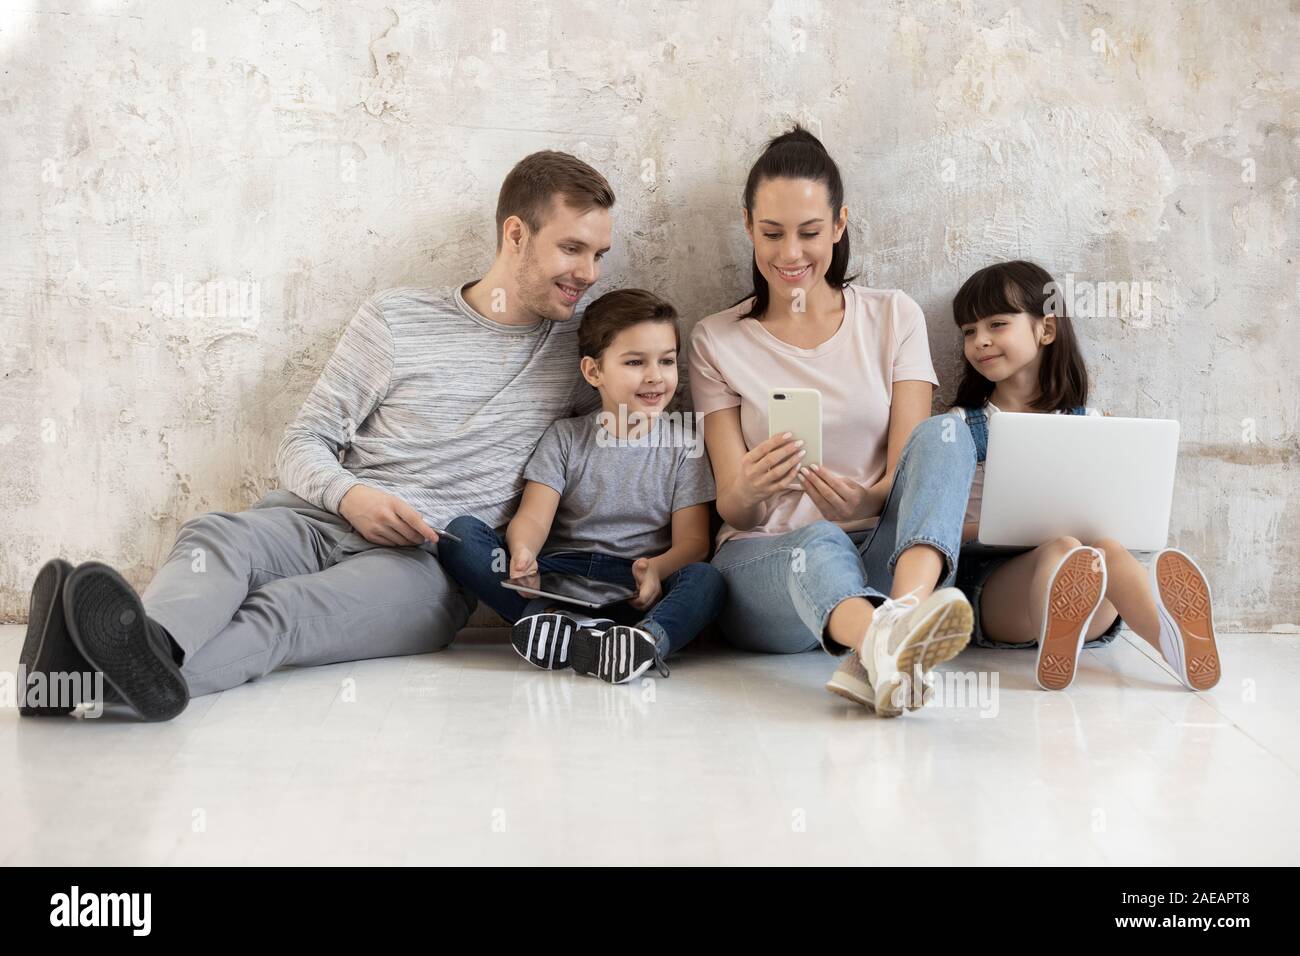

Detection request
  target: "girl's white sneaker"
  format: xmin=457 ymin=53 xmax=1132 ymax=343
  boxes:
xmin=1035 ymin=546 xmax=1107 ymax=691
xmin=1151 ymin=548 xmax=1220 ymax=690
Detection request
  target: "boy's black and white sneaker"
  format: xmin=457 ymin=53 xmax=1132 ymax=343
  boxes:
xmin=511 ymin=612 xmax=614 ymax=670
xmin=571 ymin=624 xmax=666 ymax=685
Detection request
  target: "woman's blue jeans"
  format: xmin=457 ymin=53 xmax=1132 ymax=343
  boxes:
xmin=711 ymin=413 xmax=976 ymax=654
xmin=437 ymin=515 xmax=725 ymax=658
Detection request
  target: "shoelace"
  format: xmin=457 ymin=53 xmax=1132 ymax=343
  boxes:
xmin=868 ymin=588 xmax=923 ymax=656
xmin=872 ymin=589 xmax=921 ymax=628
xmin=653 ymin=650 xmax=670 ymax=679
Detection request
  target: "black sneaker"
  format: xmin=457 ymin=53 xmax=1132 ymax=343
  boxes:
xmin=510 ymin=612 xmax=614 ymax=670
xmin=62 ymin=561 xmax=189 ymax=722
xmin=19 ymin=558 xmax=99 ymax=715
xmin=570 ymin=624 xmax=666 ymax=685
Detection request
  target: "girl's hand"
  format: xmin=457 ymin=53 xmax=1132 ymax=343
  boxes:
xmin=629 ymin=558 xmax=662 ymax=610
xmin=733 ymin=433 xmax=806 ymax=508
xmin=509 ymin=546 xmax=539 ymax=579
xmin=800 ymin=464 xmax=874 ymax=523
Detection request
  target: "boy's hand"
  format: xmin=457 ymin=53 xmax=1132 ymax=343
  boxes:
xmin=630 ymin=558 xmax=662 ymax=610
xmin=509 ymin=546 xmax=539 ymax=579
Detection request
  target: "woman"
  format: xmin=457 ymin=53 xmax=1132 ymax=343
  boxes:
xmin=687 ymin=126 xmax=978 ymax=718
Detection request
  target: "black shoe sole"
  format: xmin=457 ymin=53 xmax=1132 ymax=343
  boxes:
xmin=19 ymin=558 xmax=87 ymax=716
xmin=62 ymin=562 xmax=189 ymax=722
xmin=570 ymin=625 xmax=657 ymax=685
xmin=511 ymin=613 xmax=579 ymax=670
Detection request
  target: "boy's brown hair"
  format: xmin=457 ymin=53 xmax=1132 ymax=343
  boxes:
xmin=495 ymin=151 xmax=615 ymax=250
xmin=579 ymin=289 xmax=680 ymax=361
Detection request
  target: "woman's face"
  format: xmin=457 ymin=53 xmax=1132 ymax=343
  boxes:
xmin=744 ymin=177 xmax=847 ymax=307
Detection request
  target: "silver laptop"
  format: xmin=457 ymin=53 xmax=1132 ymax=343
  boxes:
xmin=978 ymin=413 xmax=1180 ymax=551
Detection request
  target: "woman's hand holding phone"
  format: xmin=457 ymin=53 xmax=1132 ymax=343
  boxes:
xmin=734 ymin=432 xmax=806 ymax=506
xmin=799 ymin=464 xmax=877 ymax=523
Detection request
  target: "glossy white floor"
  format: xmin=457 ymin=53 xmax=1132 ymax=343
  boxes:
xmin=1 ymin=623 xmax=1296 ymax=866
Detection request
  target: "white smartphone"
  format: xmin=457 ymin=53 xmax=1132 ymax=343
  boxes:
xmin=768 ymin=388 xmax=822 ymax=468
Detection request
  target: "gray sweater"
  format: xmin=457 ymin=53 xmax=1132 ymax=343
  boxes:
xmin=276 ymin=282 xmax=600 ymax=528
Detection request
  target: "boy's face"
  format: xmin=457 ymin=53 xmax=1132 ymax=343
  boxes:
xmin=582 ymin=321 xmax=679 ymax=419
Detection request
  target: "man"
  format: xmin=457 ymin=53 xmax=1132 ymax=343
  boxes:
xmin=20 ymin=151 xmax=614 ymax=721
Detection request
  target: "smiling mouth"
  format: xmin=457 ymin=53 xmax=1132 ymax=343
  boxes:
xmin=977 ymin=354 xmax=1002 ymax=364
xmin=556 ymin=282 xmax=584 ymax=302
xmin=774 ymin=264 xmax=811 ymax=281
xmin=636 ymin=391 xmax=665 ymax=404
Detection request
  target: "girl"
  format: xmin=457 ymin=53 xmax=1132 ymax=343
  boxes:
xmin=949 ymin=260 xmax=1220 ymax=692
xmin=689 ymin=127 xmax=978 ymax=718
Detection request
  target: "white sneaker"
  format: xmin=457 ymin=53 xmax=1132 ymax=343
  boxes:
xmin=826 ymin=654 xmax=934 ymax=712
xmin=1151 ymin=548 xmax=1220 ymax=690
xmin=1035 ymin=546 xmax=1107 ymax=691
xmin=825 ymin=653 xmax=875 ymax=708
xmin=858 ymin=588 xmax=974 ymax=718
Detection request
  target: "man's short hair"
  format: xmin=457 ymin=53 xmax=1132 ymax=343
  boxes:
xmin=495 ymin=151 xmax=615 ymax=250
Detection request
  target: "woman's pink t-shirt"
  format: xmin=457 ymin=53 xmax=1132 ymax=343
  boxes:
xmin=687 ymin=284 xmax=939 ymax=547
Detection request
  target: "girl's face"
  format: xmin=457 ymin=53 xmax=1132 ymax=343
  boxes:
xmin=512 ymin=197 xmax=612 ymax=322
xmin=961 ymin=311 xmax=1056 ymax=382
xmin=581 ymin=321 xmax=679 ymax=418
xmin=744 ymin=177 xmax=847 ymax=306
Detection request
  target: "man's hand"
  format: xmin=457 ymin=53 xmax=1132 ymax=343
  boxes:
xmin=338 ymin=485 xmax=439 ymax=547
xmin=800 ymin=464 xmax=875 ymax=523
xmin=630 ymin=558 xmax=662 ymax=611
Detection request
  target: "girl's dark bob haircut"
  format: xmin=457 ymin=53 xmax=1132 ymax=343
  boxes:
xmin=951 ymin=259 xmax=1089 ymax=412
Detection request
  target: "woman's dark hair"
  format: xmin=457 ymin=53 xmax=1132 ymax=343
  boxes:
xmin=736 ymin=126 xmax=854 ymax=319
xmin=950 ymin=259 xmax=1089 ymax=412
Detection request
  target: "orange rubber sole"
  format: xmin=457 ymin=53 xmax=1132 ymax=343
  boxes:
xmin=1156 ymin=551 xmax=1221 ymax=690
xmin=1037 ymin=549 xmax=1105 ymax=691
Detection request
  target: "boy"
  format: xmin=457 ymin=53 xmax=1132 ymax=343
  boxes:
xmin=439 ymin=289 xmax=725 ymax=683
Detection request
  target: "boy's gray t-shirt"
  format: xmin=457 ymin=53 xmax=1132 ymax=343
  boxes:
xmin=524 ymin=412 xmax=716 ymax=558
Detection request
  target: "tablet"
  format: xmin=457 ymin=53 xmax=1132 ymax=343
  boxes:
xmin=500 ymin=572 xmax=638 ymax=609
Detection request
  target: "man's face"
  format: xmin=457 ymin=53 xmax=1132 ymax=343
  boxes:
xmin=513 ymin=197 xmax=613 ymax=322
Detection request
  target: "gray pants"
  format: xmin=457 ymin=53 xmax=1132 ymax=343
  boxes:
xmin=141 ymin=491 xmax=474 ymax=697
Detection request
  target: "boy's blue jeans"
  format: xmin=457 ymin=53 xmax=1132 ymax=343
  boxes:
xmin=438 ymin=515 xmax=726 ymax=658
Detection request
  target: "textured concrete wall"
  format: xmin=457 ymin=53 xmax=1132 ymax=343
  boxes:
xmin=1 ymin=1 xmax=1296 ymax=629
